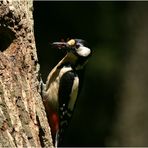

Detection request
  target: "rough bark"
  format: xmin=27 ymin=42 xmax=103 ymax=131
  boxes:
xmin=0 ymin=0 xmax=53 ymax=147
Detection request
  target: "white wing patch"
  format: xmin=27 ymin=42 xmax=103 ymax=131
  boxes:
xmin=68 ymin=76 xmax=79 ymax=110
xmin=76 ymin=46 xmax=91 ymax=57
xmin=59 ymin=67 xmax=72 ymax=78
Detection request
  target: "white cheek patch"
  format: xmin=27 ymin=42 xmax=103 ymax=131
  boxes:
xmin=76 ymin=46 xmax=91 ymax=57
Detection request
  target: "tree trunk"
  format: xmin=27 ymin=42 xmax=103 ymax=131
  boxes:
xmin=0 ymin=0 xmax=53 ymax=147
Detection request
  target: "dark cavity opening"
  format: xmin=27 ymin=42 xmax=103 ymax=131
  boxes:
xmin=0 ymin=27 xmax=15 ymax=52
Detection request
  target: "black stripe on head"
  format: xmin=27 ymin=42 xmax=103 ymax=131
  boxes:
xmin=74 ymin=39 xmax=88 ymax=47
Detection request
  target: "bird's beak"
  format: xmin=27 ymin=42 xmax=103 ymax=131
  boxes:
xmin=51 ymin=42 xmax=69 ymax=50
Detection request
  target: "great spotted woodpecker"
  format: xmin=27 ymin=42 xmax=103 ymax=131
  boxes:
xmin=43 ymin=39 xmax=92 ymax=147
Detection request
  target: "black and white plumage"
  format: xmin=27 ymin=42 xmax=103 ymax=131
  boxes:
xmin=43 ymin=39 xmax=91 ymax=147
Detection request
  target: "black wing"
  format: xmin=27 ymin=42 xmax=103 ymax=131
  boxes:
xmin=58 ymin=70 xmax=76 ymax=107
xmin=58 ymin=69 xmax=78 ymax=145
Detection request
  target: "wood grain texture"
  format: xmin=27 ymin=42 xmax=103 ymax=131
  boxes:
xmin=0 ymin=0 xmax=53 ymax=147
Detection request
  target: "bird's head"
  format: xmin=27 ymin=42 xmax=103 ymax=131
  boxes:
xmin=52 ymin=39 xmax=92 ymax=59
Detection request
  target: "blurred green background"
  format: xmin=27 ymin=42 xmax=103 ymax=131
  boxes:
xmin=33 ymin=2 xmax=148 ymax=147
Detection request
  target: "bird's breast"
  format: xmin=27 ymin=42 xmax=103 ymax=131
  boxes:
xmin=46 ymin=66 xmax=73 ymax=110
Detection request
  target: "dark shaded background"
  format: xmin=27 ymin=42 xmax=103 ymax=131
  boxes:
xmin=33 ymin=2 xmax=148 ymax=147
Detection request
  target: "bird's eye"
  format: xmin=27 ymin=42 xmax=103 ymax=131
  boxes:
xmin=76 ymin=44 xmax=80 ymax=49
